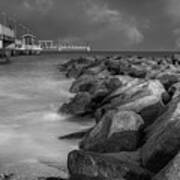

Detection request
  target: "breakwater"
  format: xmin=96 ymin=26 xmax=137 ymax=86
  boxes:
xmin=55 ymin=54 xmax=180 ymax=180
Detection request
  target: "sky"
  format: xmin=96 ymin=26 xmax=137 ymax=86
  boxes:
xmin=0 ymin=0 xmax=180 ymax=50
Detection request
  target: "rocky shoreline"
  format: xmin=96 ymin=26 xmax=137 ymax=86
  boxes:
xmin=51 ymin=54 xmax=180 ymax=180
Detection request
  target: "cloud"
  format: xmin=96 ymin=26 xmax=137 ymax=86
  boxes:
xmin=165 ymin=0 xmax=180 ymax=48
xmin=82 ymin=0 xmax=146 ymax=47
xmin=173 ymin=28 xmax=180 ymax=48
xmin=165 ymin=0 xmax=180 ymax=22
xmin=22 ymin=0 xmax=53 ymax=14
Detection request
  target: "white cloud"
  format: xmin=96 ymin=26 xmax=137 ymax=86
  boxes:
xmin=165 ymin=0 xmax=180 ymax=48
xmin=83 ymin=0 xmax=146 ymax=46
xmin=126 ymin=27 xmax=144 ymax=45
xmin=173 ymin=28 xmax=180 ymax=48
xmin=165 ymin=0 xmax=180 ymax=22
xmin=23 ymin=0 xmax=53 ymax=14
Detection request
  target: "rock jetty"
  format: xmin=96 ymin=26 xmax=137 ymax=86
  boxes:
xmin=55 ymin=54 xmax=180 ymax=180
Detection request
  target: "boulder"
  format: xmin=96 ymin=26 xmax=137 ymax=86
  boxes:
xmin=82 ymin=63 xmax=106 ymax=76
xmin=96 ymin=80 xmax=167 ymax=126
xmin=68 ymin=150 xmax=152 ymax=180
xmin=113 ymin=75 xmax=134 ymax=85
xmin=59 ymin=57 xmax=94 ymax=75
xmin=65 ymin=63 xmax=86 ymax=78
xmin=105 ymin=151 xmax=141 ymax=167
xmin=61 ymin=76 xmax=122 ymax=116
xmin=60 ymin=89 xmax=109 ymax=116
xmin=105 ymin=77 xmax=122 ymax=92
xmin=69 ymin=75 xmax=97 ymax=93
xmin=105 ymin=59 xmax=122 ymax=75
xmin=172 ymin=54 xmax=180 ymax=65
xmin=168 ymin=82 xmax=180 ymax=99
xmin=153 ymin=152 xmax=180 ymax=180
xmin=60 ymin=92 xmax=92 ymax=115
xmin=94 ymin=78 xmax=142 ymax=121
xmin=105 ymin=58 xmax=147 ymax=78
xmin=79 ymin=110 xmax=144 ymax=153
xmin=59 ymin=128 xmax=93 ymax=140
xmin=127 ymin=65 xmax=147 ymax=78
xmin=64 ymin=57 xmax=97 ymax=78
xmin=70 ymin=75 xmax=122 ymax=95
xmin=157 ymin=73 xmax=179 ymax=90
xmin=141 ymin=96 xmax=180 ymax=173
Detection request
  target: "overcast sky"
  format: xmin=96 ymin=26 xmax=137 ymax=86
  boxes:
xmin=0 ymin=0 xmax=180 ymax=50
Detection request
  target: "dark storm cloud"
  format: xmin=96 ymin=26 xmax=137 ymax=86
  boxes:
xmin=0 ymin=0 xmax=179 ymax=50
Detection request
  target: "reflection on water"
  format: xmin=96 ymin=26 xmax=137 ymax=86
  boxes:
xmin=0 ymin=55 xmax=92 ymax=178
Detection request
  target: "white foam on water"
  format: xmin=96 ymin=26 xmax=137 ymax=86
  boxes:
xmin=42 ymin=112 xmax=70 ymax=122
xmin=14 ymin=110 xmax=70 ymax=124
xmin=0 ymin=131 xmax=15 ymax=145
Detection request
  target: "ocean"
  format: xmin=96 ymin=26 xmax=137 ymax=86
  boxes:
xmin=0 ymin=54 xmax=94 ymax=179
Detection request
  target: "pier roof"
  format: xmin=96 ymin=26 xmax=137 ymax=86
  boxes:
xmin=22 ymin=34 xmax=36 ymax=39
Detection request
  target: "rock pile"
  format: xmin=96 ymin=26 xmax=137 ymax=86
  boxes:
xmin=56 ymin=54 xmax=180 ymax=180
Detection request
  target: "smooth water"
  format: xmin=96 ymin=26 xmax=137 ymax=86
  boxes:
xmin=0 ymin=55 xmax=93 ymax=179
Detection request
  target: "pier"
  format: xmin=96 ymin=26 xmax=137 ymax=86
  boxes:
xmin=0 ymin=11 xmax=42 ymax=58
xmin=39 ymin=40 xmax=91 ymax=52
xmin=0 ymin=11 xmax=91 ymax=58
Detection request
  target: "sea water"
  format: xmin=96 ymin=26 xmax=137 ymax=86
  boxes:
xmin=0 ymin=55 xmax=93 ymax=179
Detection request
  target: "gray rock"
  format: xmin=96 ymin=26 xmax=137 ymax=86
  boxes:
xmin=79 ymin=110 xmax=144 ymax=153
xmin=68 ymin=150 xmax=152 ymax=180
xmin=153 ymin=152 xmax=180 ymax=180
xmin=141 ymin=96 xmax=180 ymax=173
xmin=60 ymin=92 xmax=92 ymax=115
xmin=157 ymin=73 xmax=179 ymax=90
xmin=96 ymin=80 xmax=167 ymax=126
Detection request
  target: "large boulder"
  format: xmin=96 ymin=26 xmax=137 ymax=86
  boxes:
xmin=79 ymin=110 xmax=144 ymax=153
xmin=168 ymin=82 xmax=180 ymax=99
xmin=105 ymin=151 xmax=141 ymax=167
xmin=153 ymin=152 xmax=180 ymax=180
xmin=61 ymin=76 xmax=122 ymax=116
xmin=105 ymin=59 xmax=123 ymax=75
xmin=95 ymin=80 xmax=167 ymax=126
xmin=156 ymin=73 xmax=179 ymax=91
xmin=65 ymin=63 xmax=87 ymax=78
xmin=127 ymin=65 xmax=147 ymax=78
xmin=94 ymin=78 xmax=143 ymax=121
xmin=70 ymin=75 xmax=122 ymax=95
xmin=105 ymin=58 xmax=147 ymax=78
xmin=60 ymin=92 xmax=92 ymax=115
xmin=59 ymin=127 xmax=93 ymax=140
xmin=82 ymin=63 xmax=106 ymax=76
xmin=60 ymin=90 xmax=109 ymax=116
xmin=113 ymin=75 xmax=134 ymax=85
xmin=59 ymin=57 xmax=94 ymax=72
xmin=64 ymin=57 xmax=97 ymax=78
xmin=141 ymin=96 xmax=180 ymax=173
xmin=68 ymin=150 xmax=152 ymax=180
xmin=172 ymin=54 xmax=180 ymax=65
xmin=70 ymin=75 xmax=97 ymax=93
